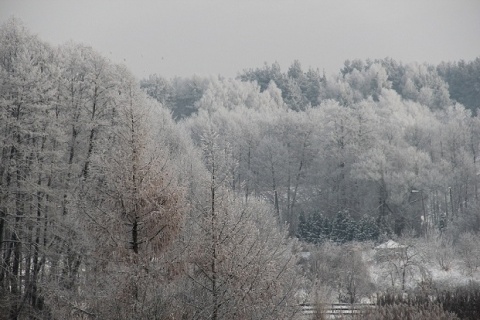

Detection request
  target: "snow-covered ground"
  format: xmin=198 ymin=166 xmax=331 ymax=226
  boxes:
xmin=299 ymin=238 xmax=480 ymax=306
xmin=366 ymin=240 xmax=480 ymax=295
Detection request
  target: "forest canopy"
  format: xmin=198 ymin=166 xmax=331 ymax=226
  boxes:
xmin=142 ymin=56 xmax=480 ymax=240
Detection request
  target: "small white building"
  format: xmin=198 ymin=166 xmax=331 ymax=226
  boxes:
xmin=374 ymin=240 xmax=407 ymax=262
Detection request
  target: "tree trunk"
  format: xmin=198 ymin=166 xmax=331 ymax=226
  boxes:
xmin=211 ymin=162 xmax=219 ymax=320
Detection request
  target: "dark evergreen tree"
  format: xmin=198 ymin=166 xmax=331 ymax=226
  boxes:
xmin=297 ymin=213 xmax=311 ymax=242
xmin=356 ymin=216 xmax=380 ymax=242
xmin=331 ymin=210 xmax=354 ymax=243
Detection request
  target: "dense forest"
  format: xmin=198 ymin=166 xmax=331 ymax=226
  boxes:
xmin=1 ymin=18 xmax=480 ymax=319
xmin=142 ymin=55 xmax=480 ymax=241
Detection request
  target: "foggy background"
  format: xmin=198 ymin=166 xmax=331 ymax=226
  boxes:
xmin=2 ymin=0 xmax=479 ymax=78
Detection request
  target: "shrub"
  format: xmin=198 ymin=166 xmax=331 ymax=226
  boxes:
xmin=354 ymin=303 xmax=459 ymax=320
xmin=436 ymin=282 xmax=480 ymax=320
xmin=375 ymin=282 xmax=480 ymax=320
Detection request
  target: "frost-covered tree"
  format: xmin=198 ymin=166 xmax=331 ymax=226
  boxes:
xmin=308 ymin=242 xmax=373 ymax=303
xmin=0 ymin=18 xmax=63 ymax=318
xmin=70 ymin=66 xmax=187 ymax=319
xmin=179 ymin=125 xmax=299 ymax=319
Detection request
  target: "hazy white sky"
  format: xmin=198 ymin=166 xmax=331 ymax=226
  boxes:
xmin=1 ymin=0 xmax=479 ymax=79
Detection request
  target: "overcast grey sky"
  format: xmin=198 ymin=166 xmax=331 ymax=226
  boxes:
xmin=1 ymin=0 xmax=479 ymax=79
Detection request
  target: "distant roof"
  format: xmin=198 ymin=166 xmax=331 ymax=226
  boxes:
xmin=299 ymin=252 xmax=311 ymax=260
xmin=375 ymin=240 xmax=406 ymax=249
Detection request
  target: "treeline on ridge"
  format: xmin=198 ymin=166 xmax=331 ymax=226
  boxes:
xmin=143 ymin=56 xmax=480 ymax=242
